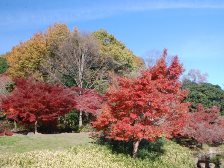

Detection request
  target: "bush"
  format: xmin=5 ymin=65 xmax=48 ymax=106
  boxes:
xmin=0 ymin=112 xmax=14 ymax=136
xmin=79 ymin=124 xmax=94 ymax=132
xmin=181 ymin=104 xmax=224 ymax=145
xmin=58 ymin=110 xmax=79 ymax=132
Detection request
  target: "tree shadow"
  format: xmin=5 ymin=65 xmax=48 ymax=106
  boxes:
xmin=137 ymin=138 xmax=166 ymax=160
xmin=100 ymin=138 xmax=166 ymax=160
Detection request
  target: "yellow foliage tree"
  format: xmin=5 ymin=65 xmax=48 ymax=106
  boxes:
xmin=6 ymin=23 xmax=70 ymax=78
xmin=45 ymin=23 xmax=70 ymax=52
xmin=6 ymin=33 xmax=47 ymax=78
xmin=6 ymin=25 xmax=144 ymax=79
xmin=93 ymin=29 xmax=144 ymax=72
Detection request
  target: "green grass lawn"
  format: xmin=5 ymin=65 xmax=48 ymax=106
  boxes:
xmin=0 ymin=135 xmax=195 ymax=168
xmin=0 ymin=132 xmax=92 ymax=154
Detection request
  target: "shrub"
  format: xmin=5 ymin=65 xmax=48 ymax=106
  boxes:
xmin=58 ymin=110 xmax=79 ymax=132
xmin=181 ymin=104 xmax=224 ymax=145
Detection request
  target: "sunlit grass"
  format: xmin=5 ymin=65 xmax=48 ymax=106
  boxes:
xmin=0 ymin=135 xmax=194 ymax=168
xmin=0 ymin=133 xmax=92 ymax=154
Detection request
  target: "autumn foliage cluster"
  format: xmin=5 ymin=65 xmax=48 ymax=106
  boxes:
xmin=0 ymin=78 xmax=105 ymax=133
xmin=0 ymin=78 xmax=75 ymax=131
xmin=0 ymin=23 xmax=224 ymax=158
xmin=181 ymin=104 xmax=224 ymax=144
xmin=92 ymin=50 xmax=191 ymax=156
xmin=1 ymin=24 xmax=144 ymax=131
xmin=70 ymin=87 xmax=105 ymax=115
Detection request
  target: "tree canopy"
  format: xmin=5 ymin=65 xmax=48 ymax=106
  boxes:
xmin=92 ymin=50 xmax=189 ymax=157
xmin=5 ymin=24 xmax=70 ymax=79
xmin=0 ymin=57 xmax=8 ymax=74
xmin=0 ymin=78 xmax=76 ymax=133
xmin=93 ymin=29 xmax=144 ymax=74
xmin=183 ymin=81 xmax=224 ymax=115
xmin=181 ymin=104 xmax=224 ymax=145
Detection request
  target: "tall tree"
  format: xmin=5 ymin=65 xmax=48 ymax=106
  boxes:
xmin=92 ymin=49 xmax=189 ymax=157
xmin=183 ymin=81 xmax=224 ymax=115
xmin=42 ymin=30 xmax=106 ymax=127
xmin=45 ymin=23 xmax=70 ymax=52
xmin=0 ymin=78 xmax=75 ymax=134
xmin=6 ymin=33 xmax=47 ymax=78
xmin=183 ymin=69 xmax=208 ymax=84
xmin=93 ymin=29 xmax=144 ymax=74
xmin=0 ymin=57 xmax=8 ymax=74
xmin=5 ymin=23 xmax=70 ymax=79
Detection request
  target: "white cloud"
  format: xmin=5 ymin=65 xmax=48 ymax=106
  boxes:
xmin=123 ymin=0 xmax=224 ymax=10
xmin=1 ymin=0 xmax=224 ymax=27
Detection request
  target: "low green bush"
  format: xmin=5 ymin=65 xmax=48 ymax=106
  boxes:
xmin=58 ymin=110 xmax=79 ymax=132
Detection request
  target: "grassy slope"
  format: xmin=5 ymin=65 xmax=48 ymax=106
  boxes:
xmin=0 ymin=133 xmax=195 ymax=168
xmin=0 ymin=133 xmax=92 ymax=153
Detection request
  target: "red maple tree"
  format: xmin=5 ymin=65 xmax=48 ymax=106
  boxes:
xmin=0 ymin=78 xmax=76 ymax=134
xmin=92 ymin=49 xmax=190 ymax=157
xmin=181 ymin=104 xmax=224 ymax=145
xmin=70 ymin=87 xmax=105 ymax=128
xmin=71 ymin=87 xmax=105 ymax=115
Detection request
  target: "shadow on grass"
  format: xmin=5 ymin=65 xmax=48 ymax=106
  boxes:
xmin=98 ymin=138 xmax=166 ymax=160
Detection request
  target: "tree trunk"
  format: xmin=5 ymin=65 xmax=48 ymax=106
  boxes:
xmin=14 ymin=120 xmax=17 ymax=131
xmin=78 ymin=53 xmax=84 ymax=128
xmin=132 ymin=140 xmax=140 ymax=158
xmin=201 ymin=143 xmax=206 ymax=149
xmin=34 ymin=121 xmax=38 ymax=134
xmin=205 ymin=161 xmax=210 ymax=168
xmin=79 ymin=111 xmax=83 ymax=128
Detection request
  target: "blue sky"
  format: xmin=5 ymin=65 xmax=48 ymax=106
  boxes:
xmin=0 ymin=0 xmax=224 ymax=87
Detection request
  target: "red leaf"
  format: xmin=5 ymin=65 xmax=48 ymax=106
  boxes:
xmin=92 ymin=49 xmax=190 ymax=142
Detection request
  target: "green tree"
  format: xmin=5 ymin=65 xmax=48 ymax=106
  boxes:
xmin=0 ymin=57 xmax=8 ymax=74
xmin=93 ymin=29 xmax=144 ymax=74
xmin=183 ymin=80 xmax=224 ymax=115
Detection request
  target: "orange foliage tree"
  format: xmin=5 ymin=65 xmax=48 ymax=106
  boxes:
xmin=5 ymin=23 xmax=69 ymax=79
xmin=92 ymin=49 xmax=190 ymax=157
xmin=6 ymin=33 xmax=47 ymax=78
